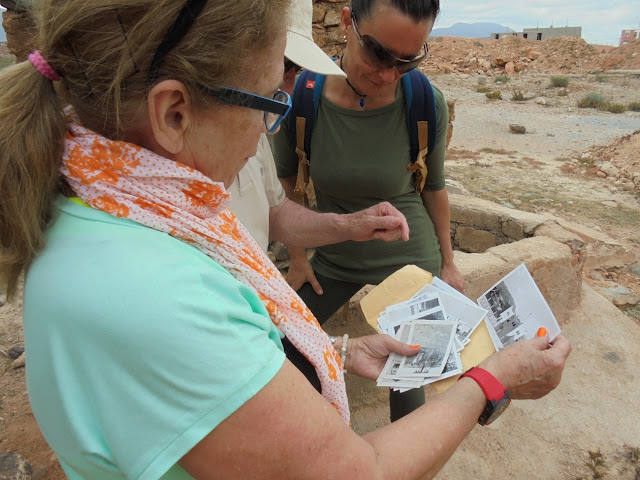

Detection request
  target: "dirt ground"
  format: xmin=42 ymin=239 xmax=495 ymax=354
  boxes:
xmin=1 ymin=37 xmax=640 ymax=479
xmin=432 ymin=71 xmax=640 ymax=300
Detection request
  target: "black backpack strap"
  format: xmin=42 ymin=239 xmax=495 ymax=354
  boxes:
xmin=287 ymin=70 xmax=325 ymax=205
xmin=403 ymin=70 xmax=438 ymax=193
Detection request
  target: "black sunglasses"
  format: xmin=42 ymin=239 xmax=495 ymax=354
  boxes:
xmin=351 ymin=11 xmax=428 ymax=74
xmin=197 ymin=84 xmax=292 ymax=134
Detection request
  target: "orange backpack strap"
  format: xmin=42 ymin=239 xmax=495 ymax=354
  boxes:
xmin=293 ymin=116 xmax=310 ymax=206
xmin=407 ymin=120 xmax=429 ymax=193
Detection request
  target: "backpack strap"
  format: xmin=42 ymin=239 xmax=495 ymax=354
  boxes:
xmin=403 ymin=70 xmax=438 ymax=193
xmin=407 ymin=121 xmax=430 ymax=193
xmin=293 ymin=116 xmax=309 ymax=205
xmin=288 ymin=70 xmax=326 ymax=206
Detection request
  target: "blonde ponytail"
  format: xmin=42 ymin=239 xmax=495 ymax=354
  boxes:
xmin=0 ymin=61 xmax=65 ymax=298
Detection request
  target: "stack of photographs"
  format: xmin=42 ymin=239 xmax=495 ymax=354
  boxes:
xmin=376 ymin=263 xmax=562 ymax=392
xmin=376 ymin=278 xmax=488 ymax=392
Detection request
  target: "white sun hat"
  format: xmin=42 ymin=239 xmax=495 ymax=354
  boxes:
xmin=285 ymin=0 xmax=346 ymax=77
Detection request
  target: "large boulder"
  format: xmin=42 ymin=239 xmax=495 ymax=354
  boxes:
xmin=455 ymin=235 xmax=582 ymax=325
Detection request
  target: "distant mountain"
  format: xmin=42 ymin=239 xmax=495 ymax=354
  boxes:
xmin=431 ymin=22 xmax=509 ymax=39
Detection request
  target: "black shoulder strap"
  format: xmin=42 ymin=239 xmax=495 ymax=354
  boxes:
xmin=287 ymin=70 xmax=325 ymax=162
xmin=290 ymin=69 xmax=436 ymax=165
xmin=403 ymin=69 xmax=438 ymax=164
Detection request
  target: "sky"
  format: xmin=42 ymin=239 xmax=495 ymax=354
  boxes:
xmin=435 ymin=0 xmax=640 ymax=46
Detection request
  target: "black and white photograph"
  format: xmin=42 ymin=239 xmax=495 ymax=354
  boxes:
xmin=412 ymin=282 xmax=488 ymax=344
xmin=385 ymin=292 xmax=442 ymax=329
xmin=397 ymin=321 xmax=457 ymax=378
xmin=384 ymin=292 xmax=449 ymax=335
xmin=377 ymin=311 xmax=390 ymax=335
xmin=420 ymin=309 xmax=446 ymax=321
xmin=422 ymin=350 xmax=463 ymax=386
xmin=477 ymin=263 xmax=562 ymax=349
xmin=377 ymin=324 xmax=424 ymax=389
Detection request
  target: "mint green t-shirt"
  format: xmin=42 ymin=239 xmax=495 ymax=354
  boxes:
xmin=23 ymin=197 xmax=286 ymax=480
xmin=273 ymin=81 xmax=449 ymax=284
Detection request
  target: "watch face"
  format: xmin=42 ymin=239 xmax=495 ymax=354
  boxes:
xmin=480 ymin=396 xmax=511 ymax=426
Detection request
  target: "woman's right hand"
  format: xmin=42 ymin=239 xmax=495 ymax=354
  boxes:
xmin=480 ymin=334 xmax=572 ymax=400
xmin=286 ymin=249 xmax=323 ymax=294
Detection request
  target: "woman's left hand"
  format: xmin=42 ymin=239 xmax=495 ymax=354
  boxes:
xmin=344 ymin=334 xmax=420 ymax=381
xmin=440 ymin=262 xmax=465 ymax=294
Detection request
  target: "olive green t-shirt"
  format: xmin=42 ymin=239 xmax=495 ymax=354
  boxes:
xmin=273 ymin=81 xmax=449 ymax=285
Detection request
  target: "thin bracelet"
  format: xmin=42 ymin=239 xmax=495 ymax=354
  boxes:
xmin=341 ymin=334 xmax=348 ymax=374
xmin=328 ymin=334 xmax=348 ymax=373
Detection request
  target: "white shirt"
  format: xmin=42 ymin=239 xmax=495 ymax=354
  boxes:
xmin=229 ymin=135 xmax=286 ymax=252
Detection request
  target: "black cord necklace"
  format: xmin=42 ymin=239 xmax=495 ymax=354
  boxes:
xmin=340 ymin=55 xmax=366 ymax=108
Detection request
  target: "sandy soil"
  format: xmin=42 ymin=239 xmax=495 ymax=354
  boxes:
xmin=1 ymin=58 xmax=640 ymax=480
xmin=435 ymin=71 xmax=640 ymax=287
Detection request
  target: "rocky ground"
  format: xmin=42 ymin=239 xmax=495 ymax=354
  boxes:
xmin=429 ymin=70 xmax=640 ymax=311
xmin=423 ymin=35 xmax=640 ymax=75
xmin=1 ymin=36 xmax=640 ymax=479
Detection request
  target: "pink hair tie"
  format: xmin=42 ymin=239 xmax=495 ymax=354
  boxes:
xmin=28 ymin=51 xmax=61 ymax=82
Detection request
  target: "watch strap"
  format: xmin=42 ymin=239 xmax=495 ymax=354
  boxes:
xmin=460 ymin=367 xmax=507 ymax=401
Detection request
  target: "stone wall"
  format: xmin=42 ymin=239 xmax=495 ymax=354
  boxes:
xmin=1 ymin=5 xmax=37 ymax=61
xmin=448 ymin=192 xmax=634 ymax=269
xmin=447 ymin=193 xmax=587 ymax=323
xmin=312 ymin=0 xmax=348 ymax=59
xmin=446 ymin=192 xmax=640 ymax=317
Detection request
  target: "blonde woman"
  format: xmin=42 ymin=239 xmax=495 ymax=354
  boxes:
xmin=0 ymin=1 xmax=570 ymax=479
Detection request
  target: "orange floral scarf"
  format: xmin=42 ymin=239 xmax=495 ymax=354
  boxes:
xmin=60 ymin=112 xmax=350 ymax=424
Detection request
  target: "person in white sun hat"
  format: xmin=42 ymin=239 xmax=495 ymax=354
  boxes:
xmin=229 ymin=0 xmax=405 ymax=258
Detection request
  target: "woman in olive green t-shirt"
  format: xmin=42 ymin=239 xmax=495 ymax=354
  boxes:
xmin=273 ymin=0 xmax=465 ymax=422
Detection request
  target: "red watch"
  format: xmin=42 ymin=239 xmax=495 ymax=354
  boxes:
xmin=460 ymin=367 xmax=511 ymax=425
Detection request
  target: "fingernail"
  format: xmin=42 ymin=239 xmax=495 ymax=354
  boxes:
xmin=410 ymin=344 xmax=421 ymax=349
xmin=536 ymin=327 xmax=547 ymax=337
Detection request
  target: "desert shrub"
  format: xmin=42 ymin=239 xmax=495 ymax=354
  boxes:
xmin=477 ymin=76 xmax=487 ymax=85
xmin=550 ymin=75 xmax=570 ymax=88
xmin=577 ymin=93 xmax=606 ymax=109
xmin=602 ymin=103 xmax=626 ymax=114
xmin=628 ymin=102 xmax=640 ymax=112
xmin=511 ymin=90 xmax=525 ymax=101
xmin=557 ymin=88 xmax=568 ymax=97
xmin=594 ymin=74 xmax=608 ymax=83
xmin=494 ymin=75 xmax=510 ymax=83
xmin=485 ymin=91 xmax=502 ymax=100
xmin=476 ymin=85 xmax=491 ymax=93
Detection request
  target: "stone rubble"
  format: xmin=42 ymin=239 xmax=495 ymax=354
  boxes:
xmin=310 ymin=1 xmax=640 ymax=75
xmin=569 ymin=130 xmax=640 ymax=197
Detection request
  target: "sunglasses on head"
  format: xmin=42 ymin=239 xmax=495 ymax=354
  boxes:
xmin=351 ymin=11 xmax=428 ymax=74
